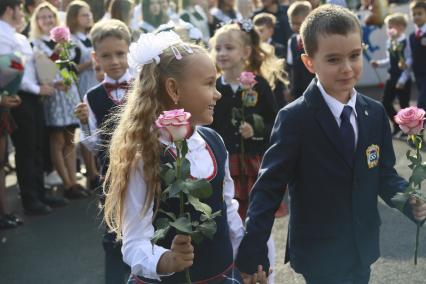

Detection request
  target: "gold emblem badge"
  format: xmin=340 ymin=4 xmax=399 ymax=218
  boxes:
xmin=366 ymin=144 xmax=380 ymax=169
xmin=242 ymin=90 xmax=258 ymax=107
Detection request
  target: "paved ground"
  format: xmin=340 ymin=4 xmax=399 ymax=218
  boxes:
xmin=0 ymin=87 xmax=425 ymax=284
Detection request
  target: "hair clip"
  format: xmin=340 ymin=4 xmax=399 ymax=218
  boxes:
xmin=239 ymin=19 xmax=254 ymax=32
xmin=170 ymin=46 xmax=183 ymax=60
xmin=181 ymin=43 xmax=194 ymax=54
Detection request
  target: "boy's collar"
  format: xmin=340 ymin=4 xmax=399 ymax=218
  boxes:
xmin=316 ymin=80 xmax=358 ymax=118
xmin=104 ymin=69 xmax=132 ymax=84
xmin=417 ymin=23 xmax=426 ymax=33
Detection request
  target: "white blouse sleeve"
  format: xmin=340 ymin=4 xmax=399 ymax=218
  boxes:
xmin=222 ymin=153 xmax=245 ymax=260
xmin=121 ymin=159 xmax=171 ymax=280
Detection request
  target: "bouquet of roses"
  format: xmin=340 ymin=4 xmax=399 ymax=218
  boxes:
xmin=0 ymin=52 xmax=25 ymax=97
xmin=231 ymin=71 xmax=264 ymax=179
xmin=152 ymin=109 xmax=221 ymax=283
xmin=392 ymin=106 xmax=426 ymax=265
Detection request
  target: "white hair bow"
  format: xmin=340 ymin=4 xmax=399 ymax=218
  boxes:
xmin=127 ymin=31 xmax=193 ymax=71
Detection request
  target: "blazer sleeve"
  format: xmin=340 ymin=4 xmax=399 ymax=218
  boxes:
xmin=377 ymin=104 xmax=417 ymax=223
xmin=236 ymin=107 xmax=300 ymax=274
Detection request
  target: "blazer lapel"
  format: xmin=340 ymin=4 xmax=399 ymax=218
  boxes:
xmin=304 ymin=80 xmax=352 ymax=169
xmin=354 ymin=94 xmax=370 ymax=176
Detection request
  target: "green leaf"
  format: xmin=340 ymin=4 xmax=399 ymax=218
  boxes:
xmin=392 ymin=192 xmax=410 ymax=212
xmin=187 ymin=194 xmax=212 ymax=216
xmin=410 ymin=165 xmax=426 ymax=187
xmin=181 ymin=158 xmax=191 ymax=179
xmin=157 ymin=209 xmax=176 ymax=221
xmin=200 ymin=210 xmax=221 ymax=221
xmin=169 ymin=216 xmax=193 ymax=234
xmin=197 ymin=220 xmax=217 ymax=240
xmin=231 ymin=108 xmax=242 ymax=127
xmin=185 ymin=179 xmax=213 ymax=199
xmin=252 ymin=114 xmax=265 ymax=136
xmin=160 ymin=164 xmax=175 ymax=185
xmin=168 ymin=179 xmax=185 ymax=198
xmin=190 ymin=230 xmax=204 ymax=244
xmin=151 ymin=218 xmax=171 ymax=244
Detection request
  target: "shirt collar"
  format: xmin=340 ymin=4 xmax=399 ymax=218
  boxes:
xmin=316 ymin=80 xmax=358 ymax=120
xmin=75 ymin=32 xmax=87 ymax=40
xmin=159 ymin=126 xmax=206 ymax=151
xmin=417 ymin=23 xmax=426 ymax=34
xmin=397 ymin=33 xmax=406 ymax=41
xmin=40 ymin=34 xmax=51 ymax=41
xmin=103 ymin=70 xmax=132 ymax=84
xmin=220 ymin=75 xmax=240 ymax=93
xmin=0 ymin=19 xmax=15 ymax=34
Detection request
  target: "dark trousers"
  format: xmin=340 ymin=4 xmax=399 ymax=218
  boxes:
xmin=302 ymin=251 xmax=371 ymax=284
xmin=103 ymin=231 xmax=130 ymax=284
xmin=415 ymin=76 xmax=426 ymax=112
xmin=382 ymin=77 xmax=411 ymax=129
xmin=10 ymin=92 xmax=46 ymax=207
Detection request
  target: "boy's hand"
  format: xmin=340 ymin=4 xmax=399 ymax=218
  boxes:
xmin=396 ymin=82 xmax=405 ymax=90
xmin=410 ymin=197 xmax=426 ymax=222
xmin=240 ymin=265 xmax=268 ymax=284
xmin=39 ymin=83 xmax=55 ymax=96
xmin=240 ymin=122 xmax=254 ymax=139
xmin=157 ymin=235 xmax=194 ymax=274
xmin=74 ymin=102 xmax=89 ymax=124
xmin=370 ymin=60 xmax=379 ymax=68
xmin=0 ymin=95 xmax=21 ymax=108
xmin=54 ymin=81 xmax=69 ymax=92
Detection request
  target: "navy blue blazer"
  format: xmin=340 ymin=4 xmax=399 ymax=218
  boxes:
xmin=236 ymin=79 xmax=416 ymax=277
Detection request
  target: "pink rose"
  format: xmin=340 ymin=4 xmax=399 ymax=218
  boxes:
xmin=387 ymin=28 xmax=398 ymax=40
xmin=50 ymin=26 xmax=71 ymax=43
xmin=239 ymin=71 xmax=257 ymax=90
xmin=155 ymin=109 xmax=192 ymax=142
xmin=394 ymin=106 xmax=425 ymax=135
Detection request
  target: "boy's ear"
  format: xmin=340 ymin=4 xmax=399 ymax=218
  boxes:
xmin=165 ymin=77 xmax=180 ymax=104
xmin=91 ymin=51 xmax=99 ymax=65
xmin=301 ymin=54 xmax=315 ymax=74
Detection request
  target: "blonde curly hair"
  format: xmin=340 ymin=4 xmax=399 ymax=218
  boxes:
xmin=103 ymin=43 xmax=208 ymax=239
xmin=210 ymin=23 xmax=288 ymax=89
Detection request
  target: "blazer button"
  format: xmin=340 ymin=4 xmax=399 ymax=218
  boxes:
xmin=235 ymin=132 xmax=239 ymax=135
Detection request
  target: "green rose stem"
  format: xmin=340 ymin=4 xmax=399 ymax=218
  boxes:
xmin=61 ymin=43 xmax=91 ymax=136
xmin=239 ymin=94 xmax=247 ymax=188
xmin=410 ymin=134 xmax=422 ymax=265
xmin=175 ymin=141 xmax=192 ymax=284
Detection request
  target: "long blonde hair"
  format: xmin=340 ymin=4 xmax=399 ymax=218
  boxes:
xmin=29 ymin=2 xmax=61 ymax=40
xmin=210 ymin=23 xmax=288 ymax=89
xmin=103 ymin=43 xmax=207 ymax=239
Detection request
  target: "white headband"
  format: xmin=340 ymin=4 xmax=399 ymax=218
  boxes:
xmin=127 ymin=31 xmax=194 ymax=72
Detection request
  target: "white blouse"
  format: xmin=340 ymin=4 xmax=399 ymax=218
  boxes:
xmin=121 ymin=128 xmax=245 ymax=280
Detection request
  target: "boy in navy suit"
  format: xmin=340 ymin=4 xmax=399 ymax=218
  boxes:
xmin=74 ymin=19 xmax=132 ymax=284
xmin=236 ymin=5 xmax=426 ymax=284
xmin=407 ymin=1 xmax=426 ymax=112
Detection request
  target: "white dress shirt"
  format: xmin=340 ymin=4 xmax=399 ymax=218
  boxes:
xmin=317 ymin=80 xmax=359 ymax=146
xmin=121 ymin=127 xmax=245 ymax=280
xmin=0 ymin=20 xmax=41 ymax=95
xmin=80 ymin=70 xmax=132 ymax=153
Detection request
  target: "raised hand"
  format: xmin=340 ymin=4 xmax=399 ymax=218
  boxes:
xmin=157 ymin=235 xmax=194 ymax=274
xmin=240 ymin=265 xmax=268 ymax=284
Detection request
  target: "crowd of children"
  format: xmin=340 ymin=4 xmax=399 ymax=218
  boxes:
xmin=1 ymin=0 xmax=426 ymax=283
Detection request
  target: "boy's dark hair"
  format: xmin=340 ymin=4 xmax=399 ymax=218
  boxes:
xmin=90 ymin=19 xmax=131 ymax=50
xmin=300 ymin=4 xmax=361 ymax=57
xmin=410 ymin=0 xmax=426 ymax=11
xmin=287 ymin=1 xmax=312 ymax=19
xmin=253 ymin=13 xmax=276 ymax=29
xmin=0 ymin=0 xmax=21 ymax=17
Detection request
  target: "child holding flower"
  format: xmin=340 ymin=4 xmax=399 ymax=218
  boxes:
xmin=30 ymin=2 xmax=87 ymax=199
xmin=209 ymin=21 xmax=285 ymax=219
xmin=236 ymin=5 xmax=426 ymax=284
xmin=370 ymin=13 xmax=411 ymax=137
xmin=103 ymin=31 xmax=265 ymax=283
